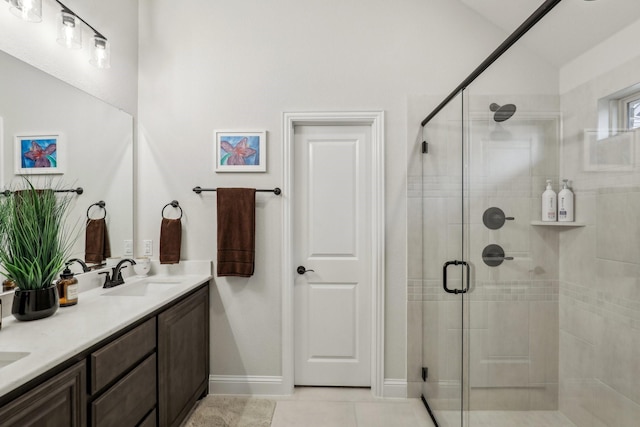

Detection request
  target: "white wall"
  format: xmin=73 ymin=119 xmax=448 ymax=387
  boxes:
xmin=137 ymin=0 xmax=544 ymax=390
xmin=0 ymin=0 xmax=139 ymax=114
xmin=560 ymin=18 xmax=640 ymax=95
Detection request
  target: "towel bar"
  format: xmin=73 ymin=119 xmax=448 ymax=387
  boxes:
xmin=192 ymin=186 xmax=281 ymax=195
xmin=55 ymin=187 xmax=84 ymax=195
xmin=1 ymin=187 xmax=83 ymax=196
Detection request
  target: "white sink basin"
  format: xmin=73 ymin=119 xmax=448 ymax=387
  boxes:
xmin=0 ymin=352 xmax=30 ymax=369
xmin=102 ymin=279 xmax=181 ymax=297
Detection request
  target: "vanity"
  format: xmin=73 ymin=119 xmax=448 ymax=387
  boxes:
xmin=0 ymin=266 xmax=211 ymax=427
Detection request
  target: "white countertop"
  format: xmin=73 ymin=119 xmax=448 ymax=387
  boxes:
xmin=0 ymin=260 xmax=212 ymax=400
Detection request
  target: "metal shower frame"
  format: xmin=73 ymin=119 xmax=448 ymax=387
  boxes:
xmin=420 ymin=0 xmax=563 ymax=127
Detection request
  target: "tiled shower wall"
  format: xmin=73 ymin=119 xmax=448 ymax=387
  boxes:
xmin=558 ymin=56 xmax=640 ymax=427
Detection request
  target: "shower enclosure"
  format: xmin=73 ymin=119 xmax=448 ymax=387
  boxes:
xmin=417 ymin=0 xmax=640 ymax=426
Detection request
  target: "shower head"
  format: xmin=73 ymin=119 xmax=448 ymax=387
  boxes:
xmin=490 ymin=103 xmax=517 ymax=122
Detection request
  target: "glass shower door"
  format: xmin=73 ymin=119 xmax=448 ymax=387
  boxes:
xmin=421 ymin=91 xmax=470 ymax=427
xmin=463 ymin=84 xmax=562 ymax=425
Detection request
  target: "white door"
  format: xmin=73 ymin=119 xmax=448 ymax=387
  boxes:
xmin=293 ymin=124 xmax=372 ymax=386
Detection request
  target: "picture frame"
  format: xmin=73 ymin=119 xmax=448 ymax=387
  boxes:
xmin=214 ymin=130 xmax=266 ymax=172
xmin=14 ymin=133 xmax=64 ymax=175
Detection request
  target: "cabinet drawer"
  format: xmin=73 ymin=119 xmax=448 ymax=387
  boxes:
xmin=90 ymin=318 xmax=155 ymax=394
xmin=91 ymin=353 xmax=156 ymax=427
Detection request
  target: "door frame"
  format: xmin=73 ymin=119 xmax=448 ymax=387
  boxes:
xmin=282 ymin=111 xmax=385 ymax=396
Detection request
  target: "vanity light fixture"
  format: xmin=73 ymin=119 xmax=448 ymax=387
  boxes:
xmin=89 ymin=35 xmax=110 ymax=69
xmin=57 ymin=10 xmax=81 ymax=49
xmin=4 ymin=0 xmax=110 ymax=69
xmin=8 ymin=0 xmax=42 ymax=22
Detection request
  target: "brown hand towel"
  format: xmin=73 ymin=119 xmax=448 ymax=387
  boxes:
xmin=85 ymin=218 xmax=111 ymax=264
xmin=160 ymin=218 xmax=182 ymax=264
xmin=217 ymin=188 xmax=256 ymax=277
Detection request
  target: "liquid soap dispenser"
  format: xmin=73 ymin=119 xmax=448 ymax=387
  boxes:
xmin=558 ymin=179 xmax=574 ymax=222
xmin=542 ymin=180 xmax=557 ymax=222
xmin=56 ymin=264 xmax=78 ymax=307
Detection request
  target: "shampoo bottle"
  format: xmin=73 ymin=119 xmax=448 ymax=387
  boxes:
xmin=56 ymin=266 xmax=78 ymax=307
xmin=542 ymin=179 xmax=557 ymax=222
xmin=558 ymin=179 xmax=574 ymax=222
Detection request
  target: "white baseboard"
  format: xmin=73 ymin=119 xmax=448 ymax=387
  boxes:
xmin=208 ymin=375 xmax=288 ymax=396
xmin=209 ymin=375 xmax=407 ymax=398
xmin=383 ymin=379 xmax=408 ymax=398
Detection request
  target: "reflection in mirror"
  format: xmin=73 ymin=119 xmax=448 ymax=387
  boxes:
xmin=0 ymin=48 xmax=133 ymax=293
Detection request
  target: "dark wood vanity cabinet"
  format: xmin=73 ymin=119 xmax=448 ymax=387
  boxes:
xmin=91 ymin=354 xmax=157 ymax=427
xmin=89 ymin=318 xmax=157 ymax=427
xmin=0 ymin=282 xmax=210 ymax=427
xmin=158 ymin=286 xmax=210 ymax=427
xmin=0 ymin=361 xmax=86 ymax=427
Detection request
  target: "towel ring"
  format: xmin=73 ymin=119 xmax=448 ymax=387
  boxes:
xmin=162 ymin=200 xmax=183 ymax=220
xmin=87 ymin=201 xmax=107 ymax=220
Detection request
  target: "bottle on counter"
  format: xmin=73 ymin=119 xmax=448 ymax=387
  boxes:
xmin=542 ymin=179 xmax=557 ymax=222
xmin=558 ymin=179 xmax=574 ymax=222
xmin=56 ymin=265 xmax=78 ymax=307
xmin=2 ymin=278 xmax=16 ymax=292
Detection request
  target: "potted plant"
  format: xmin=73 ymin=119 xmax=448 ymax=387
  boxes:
xmin=0 ymin=178 xmax=76 ymax=321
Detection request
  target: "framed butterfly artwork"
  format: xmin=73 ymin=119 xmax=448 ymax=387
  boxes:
xmin=214 ymin=130 xmax=266 ymax=172
xmin=14 ymin=132 xmax=64 ymax=175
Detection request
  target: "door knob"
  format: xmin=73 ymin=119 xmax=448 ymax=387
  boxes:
xmin=297 ymin=266 xmax=315 ymax=275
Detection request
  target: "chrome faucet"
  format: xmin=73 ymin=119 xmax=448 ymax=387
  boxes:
xmin=100 ymin=259 xmax=136 ymax=288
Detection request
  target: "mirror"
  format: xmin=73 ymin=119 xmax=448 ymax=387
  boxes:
xmin=0 ymin=48 xmax=133 ymax=292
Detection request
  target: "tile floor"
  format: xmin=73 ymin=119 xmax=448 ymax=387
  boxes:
xmin=267 ymin=388 xmax=578 ymax=426
xmin=434 ymin=410 xmax=576 ymax=426
xmin=269 ymin=387 xmax=435 ymax=427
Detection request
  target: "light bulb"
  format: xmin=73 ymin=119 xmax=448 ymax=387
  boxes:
xmin=90 ymin=36 xmax=111 ymax=69
xmin=9 ymin=0 xmax=42 ymax=23
xmin=57 ymin=11 xmax=82 ymax=49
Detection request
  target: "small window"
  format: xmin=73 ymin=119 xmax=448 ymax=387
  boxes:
xmin=597 ymin=83 xmax=640 ymax=139
xmin=624 ymin=96 xmax=640 ymax=130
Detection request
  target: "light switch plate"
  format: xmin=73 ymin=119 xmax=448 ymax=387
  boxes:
xmin=143 ymin=239 xmax=152 ymax=256
xmin=123 ymin=240 xmax=133 ymax=256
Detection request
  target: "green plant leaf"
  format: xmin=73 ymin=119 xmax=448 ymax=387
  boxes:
xmin=0 ymin=178 xmax=78 ymax=290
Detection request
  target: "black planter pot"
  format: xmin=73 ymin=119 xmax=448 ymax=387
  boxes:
xmin=11 ymin=285 xmax=59 ymax=321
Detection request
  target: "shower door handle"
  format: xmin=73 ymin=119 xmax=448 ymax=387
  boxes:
xmin=442 ymin=260 xmax=470 ymax=294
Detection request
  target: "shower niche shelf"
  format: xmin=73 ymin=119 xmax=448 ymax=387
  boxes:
xmin=530 ymin=221 xmax=585 ymax=227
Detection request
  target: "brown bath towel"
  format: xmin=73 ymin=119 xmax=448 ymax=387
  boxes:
xmin=217 ymin=188 xmax=256 ymax=277
xmin=160 ymin=218 xmax=182 ymax=264
xmin=85 ymin=218 xmax=111 ymax=264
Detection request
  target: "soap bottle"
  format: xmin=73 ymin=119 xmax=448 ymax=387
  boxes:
xmin=2 ymin=278 xmax=16 ymax=292
xmin=56 ymin=265 xmax=78 ymax=307
xmin=542 ymin=179 xmax=557 ymax=222
xmin=558 ymin=179 xmax=574 ymax=222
